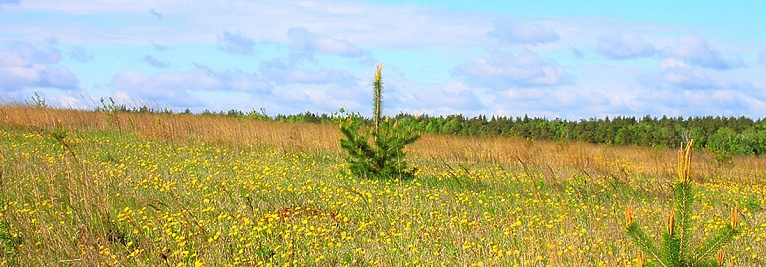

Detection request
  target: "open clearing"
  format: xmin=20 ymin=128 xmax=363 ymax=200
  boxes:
xmin=1 ymin=106 xmax=764 ymax=266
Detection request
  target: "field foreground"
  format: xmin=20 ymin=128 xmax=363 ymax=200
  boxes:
xmin=1 ymin=106 xmax=765 ymax=266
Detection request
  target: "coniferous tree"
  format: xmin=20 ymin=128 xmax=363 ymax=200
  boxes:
xmin=625 ymin=140 xmax=740 ymax=267
xmin=338 ymin=64 xmax=420 ymax=179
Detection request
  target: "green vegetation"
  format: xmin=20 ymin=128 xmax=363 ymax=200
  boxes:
xmin=338 ymin=64 xmax=421 ymax=179
xmin=625 ymin=140 xmax=740 ymax=266
xmin=1 ymin=103 xmax=764 ymax=266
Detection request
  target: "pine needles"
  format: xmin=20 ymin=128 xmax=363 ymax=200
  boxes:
xmin=625 ymin=140 xmax=740 ymax=267
xmin=338 ymin=64 xmax=421 ymax=179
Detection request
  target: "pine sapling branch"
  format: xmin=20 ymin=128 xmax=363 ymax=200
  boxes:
xmin=373 ymin=63 xmax=383 ymax=138
xmin=623 ymin=139 xmax=740 ymax=267
xmin=692 ymin=205 xmax=740 ymax=265
xmin=627 ymin=222 xmax=668 ymax=267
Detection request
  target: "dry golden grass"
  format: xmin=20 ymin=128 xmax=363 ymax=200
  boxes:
xmin=0 ymin=105 xmax=339 ymax=151
xmin=5 ymin=105 xmax=762 ymax=180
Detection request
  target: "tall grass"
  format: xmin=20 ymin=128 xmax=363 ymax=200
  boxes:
xmin=1 ymin=104 xmax=764 ymax=266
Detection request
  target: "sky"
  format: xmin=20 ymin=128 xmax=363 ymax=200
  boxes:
xmin=1 ymin=0 xmax=765 ymax=120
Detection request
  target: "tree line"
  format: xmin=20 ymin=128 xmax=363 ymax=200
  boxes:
xmin=98 ymin=104 xmax=766 ymax=156
xmin=254 ymin=111 xmax=766 ymax=156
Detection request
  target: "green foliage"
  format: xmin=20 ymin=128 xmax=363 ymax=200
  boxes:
xmin=31 ymin=92 xmax=47 ymax=108
xmin=403 ymin=114 xmax=764 ymax=154
xmin=0 ymin=220 xmax=22 ymax=263
xmin=710 ymin=149 xmax=734 ymax=169
xmin=624 ymin=140 xmax=739 ymax=267
xmin=742 ymin=195 xmax=762 ymax=212
xmin=245 ymin=107 xmax=271 ymax=121
xmin=707 ymin=127 xmax=752 ymax=155
xmin=338 ymin=64 xmax=420 ymax=179
xmin=99 ymin=97 xmax=123 ymax=132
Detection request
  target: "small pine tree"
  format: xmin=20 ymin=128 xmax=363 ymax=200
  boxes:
xmin=625 ymin=140 xmax=740 ymax=267
xmin=338 ymin=64 xmax=420 ymax=179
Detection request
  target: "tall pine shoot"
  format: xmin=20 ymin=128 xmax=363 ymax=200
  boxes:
xmin=625 ymin=140 xmax=740 ymax=267
xmin=338 ymin=64 xmax=420 ymax=179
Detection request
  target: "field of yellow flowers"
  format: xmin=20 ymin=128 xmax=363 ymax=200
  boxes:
xmin=1 ymin=106 xmax=764 ymax=266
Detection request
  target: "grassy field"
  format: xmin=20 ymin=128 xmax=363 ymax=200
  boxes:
xmin=1 ymin=105 xmax=764 ymax=266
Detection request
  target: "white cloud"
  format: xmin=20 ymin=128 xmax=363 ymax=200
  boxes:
xmin=110 ymin=67 xmax=272 ymax=108
xmin=270 ymin=85 xmax=368 ymax=115
xmin=655 ymin=58 xmax=755 ymax=91
xmin=489 ymin=21 xmax=560 ymax=45
xmin=3 ymin=1 xmax=766 ymax=119
xmin=260 ymin=59 xmax=360 ymax=87
xmin=4 ymin=1 xmax=492 ymax=49
xmin=661 ymin=35 xmax=744 ymax=69
xmin=111 ymin=71 xmax=203 ymax=107
xmin=659 ymin=58 xmax=718 ymax=90
xmin=141 ymin=55 xmax=169 ymax=68
xmin=108 ymin=63 xmax=367 ymax=114
xmin=455 ymin=51 xmax=571 ymax=89
xmin=287 ymin=27 xmax=367 ymax=58
xmin=632 ymin=89 xmax=761 ymax=117
xmin=596 ymin=34 xmax=655 ymax=59
xmin=0 ymin=42 xmax=78 ymax=93
xmin=218 ymin=32 xmax=256 ymax=55
xmin=396 ymin=81 xmax=485 ymax=115
xmin=68 ymin=47 xmax=93 ymax=62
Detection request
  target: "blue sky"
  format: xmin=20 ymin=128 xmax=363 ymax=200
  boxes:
xmin=1 ymin=0 xmax=765 ymax=119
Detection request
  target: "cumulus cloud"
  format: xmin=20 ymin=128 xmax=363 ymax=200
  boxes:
xmin=0 ymin=42 xmax=79 ymax=93
xmin=110 ymin=67 xmax=272 ymax=108
xmin=661 ymin=35 xmax=744 ymax=69
xmin=633 ymin=89 xmax=760 ymax=117
xmin=638 ymin=58 xmax=753 ymax=92
xmin=218 ymin=32 xmax=256 ymax=55
xmin=398 ymin=81 xmax=484 ymax=114
xmin=268 ymin=84 xmax=369 ymax=115
xmin=455 ymin=51 xmax=571 ymax=89
xmin=596 ymin=34 xmax=655 ymax=59
xmin=141 ymin=55 xmax=169 ymax=68
xmin=658 ymin=58 xmax=719 ymax=90
xmin=287 ymin=27 xmax=367 ymax=57
xmin=489 ymin=22 xmax=560 ymax=45
xmin=260 ymin=59 xmax=360 ymax=87
xmin=69 ymin=47 xmax=93 ymax=62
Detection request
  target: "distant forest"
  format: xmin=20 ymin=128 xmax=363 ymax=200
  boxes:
xmin=125 ymin=105 xmax=766 ymax=156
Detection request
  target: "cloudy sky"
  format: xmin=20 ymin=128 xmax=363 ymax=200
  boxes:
xmin=1 ymin=0 xmax=765 ymax=119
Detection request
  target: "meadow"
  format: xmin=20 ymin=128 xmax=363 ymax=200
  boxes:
xmin=0 ymin=105 xmax=764 ymax=266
